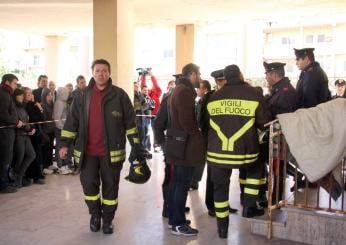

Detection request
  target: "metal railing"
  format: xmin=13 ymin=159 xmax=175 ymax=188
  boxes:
xmin=265 ymin=119 xmax=346 ymax=239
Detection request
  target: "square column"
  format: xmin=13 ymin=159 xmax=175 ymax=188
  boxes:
xmin=176 ymin=24 xmax=195 ymax=73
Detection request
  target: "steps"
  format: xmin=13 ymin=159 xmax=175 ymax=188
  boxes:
xmin=249 ymin=207 xmax=346 ymax=245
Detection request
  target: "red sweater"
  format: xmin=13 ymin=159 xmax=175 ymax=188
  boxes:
xmin=86 ymin=85 xmax=107 ymax=156
xmin=141 ymin=75 xmax=162 ymax=115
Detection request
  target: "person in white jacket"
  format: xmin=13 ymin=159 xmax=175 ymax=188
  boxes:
xmin=53 ymin=87 xmax=73 ymax=174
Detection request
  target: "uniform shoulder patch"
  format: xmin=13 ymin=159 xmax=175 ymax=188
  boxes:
xmin=112 ymin=110 xmax=122 ymax=118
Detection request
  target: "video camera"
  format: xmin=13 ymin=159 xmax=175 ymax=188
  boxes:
xmin=136 ymin=67 xmax=152 ymax=76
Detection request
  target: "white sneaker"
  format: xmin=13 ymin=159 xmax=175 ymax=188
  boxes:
xmin=48 ymin=165 xmax=58 ymax=170
xmin=58 ymin=166 xmax=73 ymax=175
xmin=43 ymin=168 xmax=54 ymax=175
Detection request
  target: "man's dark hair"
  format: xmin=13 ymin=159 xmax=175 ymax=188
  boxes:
xmin=1 ymin=74 xmax=18 ymax=84
xmin=201 ymin=80 xmax=211 ymax=92
xmin=76 ymin=75 xmax=85 ymax=84
xmin=306 ymin=52 xmax=315 ymax=62
xmin=38 ymin=75 xmax=48 ymax=82
xmin=271 ymin=68 xmax=285 ymax=78
xmin=182 ymin=63 xmax=199 ymax=77
xmin=91 ymin=59 xmax=111 ymax=73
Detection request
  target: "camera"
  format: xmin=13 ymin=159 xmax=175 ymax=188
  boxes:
xmin=136 ymin=67 xmax=152 ymax=76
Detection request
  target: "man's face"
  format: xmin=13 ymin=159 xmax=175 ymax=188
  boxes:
xmin=49 ymin=81 xmax=56 ymax=91
xmin=7 ymin=79 xmax=18 ymax=91
xmin=265 ymin=71 xmax=275 ymax=87
xmin=66 ymin=84 xmax=73 ymax=94
xmin=23 ymin=89 xmax=33 ymax=102
xmin=336 ymin=84 xmax=345 ymax=96
xmin=78 ymin=79 xmax=87 ymax=89
xmin=216 ymin=79 xmax=226 ymax=90
xmin=40 ymin=77 xmax=48 ymax=88
xmin=190 ymin=70 xmax=201 ymax=88
xmin=134 ymin=82 xmax=139 ymax=92
xmin=93 ymin=64 xmax=110 ymax=86
xmin=197 ymin=83 xmax=207 ymax=97
xmin=296 ymin=57 xmax=309 ymax=71
xmin=15 ymin=94 xmax=24 ymax=103
xmin=142 ymin=87 xmax=149 ymax=96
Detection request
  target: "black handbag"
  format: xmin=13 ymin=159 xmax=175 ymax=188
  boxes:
xmin=165 ymin=128 xmax=188 ymax=159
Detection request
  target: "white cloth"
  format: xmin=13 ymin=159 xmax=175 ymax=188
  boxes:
xmin=277 ymin=99 xmax=346 ymax=182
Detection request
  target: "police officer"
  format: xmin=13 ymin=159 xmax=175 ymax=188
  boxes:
xmin=332 ymin=79 xmax=346 ymax=99
xmin=294 ymin=48 xmax=331 ymax=108
xmin=207 ymin=65 xmax=271 ymax=238
xmin=59 ymin=59 xmax=140 ymax=234
xmin=263 ymin=61 xmax=299 ymax=201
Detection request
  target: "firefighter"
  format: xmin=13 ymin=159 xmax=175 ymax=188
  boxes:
xmin=59 ymin=59 xmax=141 ymax=235
xmin=207 ymin=65 xmax=272 ymax=238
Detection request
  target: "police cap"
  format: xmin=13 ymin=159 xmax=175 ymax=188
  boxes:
xmin=172 ymin=73 xmax=183 ymax=79
xmin=263 ymin=62 xmax=286 ymax=73
xmin=335 ymin=79 xmax=346 ymax=86
xmin=210 ymin=69 xmax=225 ymax=80
xmin=294 ymin=48 xmax=315 ymax=59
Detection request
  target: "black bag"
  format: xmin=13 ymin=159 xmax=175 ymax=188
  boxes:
xmin=165 ymin=128 xmax=188 ymax=160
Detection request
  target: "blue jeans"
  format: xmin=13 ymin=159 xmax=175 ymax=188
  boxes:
xmin=168 ymin=164 xmax=194 ymax=226
xmin=0 ymin=129 xmax=15 ymax=190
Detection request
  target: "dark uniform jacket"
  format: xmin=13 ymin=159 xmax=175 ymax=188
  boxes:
xmin=0 ymin=84 xmax=17 ymax=128
xmin=167 ymin=78 xmax=206 ymax=167
xmin=153 ymin=93 xmax=169 ymax=148
xmin=206 ymin=79 xmax=272 ymax=169
xmin=267 ymin=77 xmax=298 ymax=118
xmin=296 ymin=61 xmax=331 ymax=109
xmin=61 ymin=78 xmax=140 ymax=168
xmin=197 ymin=90 xmax=215 ymax=146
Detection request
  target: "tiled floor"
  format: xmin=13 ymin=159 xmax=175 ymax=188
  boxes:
xmin=0 ymin=152 xmax=300 ymax=245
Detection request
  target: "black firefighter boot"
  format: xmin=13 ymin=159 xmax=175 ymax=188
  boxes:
xmin=217 ymin=218 xmax=229 ymax=239
xmin=89 ymin=213 xmax=101 ymax=232
xmin=102 ymin=219 xmax=114 ymax=234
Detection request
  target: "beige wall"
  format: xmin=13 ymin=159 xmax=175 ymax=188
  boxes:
xmin=176 ymin=24 xmax=195 ymax=73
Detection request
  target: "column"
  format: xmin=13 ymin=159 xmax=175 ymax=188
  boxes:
xmin=176 ymin=24 xmax=195 ymax=73
xmin=93 ymin=0 xmax=134 ymax=95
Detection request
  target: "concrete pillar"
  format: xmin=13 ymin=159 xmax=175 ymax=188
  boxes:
xmin=93 ymin=0 xmax=134 ymax=95
xmin=44 ymin=35 xmax=68 ymax=84
xmin=176 ymin=24 xmax=195 ymax=73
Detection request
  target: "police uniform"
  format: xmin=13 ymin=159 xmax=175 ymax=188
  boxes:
xmin=294 ymin=48 xmax=331 ymax=108
xmin=207 ymin=65 xmax=271 ymax=238
xmin=264 ymin=62 xmax=298 ymax=118
xmin=332 ymin=79 xmax=346 ymax=99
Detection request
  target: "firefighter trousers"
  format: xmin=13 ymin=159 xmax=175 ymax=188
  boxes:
xmin=211 ymin=160 xmax=264 ymax=228
xmin=80 ymin=155 xmax=122 ymax=223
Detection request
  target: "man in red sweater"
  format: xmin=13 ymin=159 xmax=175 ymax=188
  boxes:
xmin=140 ymin=69 xmax=162 ymax=151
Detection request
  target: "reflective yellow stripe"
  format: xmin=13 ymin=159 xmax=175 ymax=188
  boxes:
xmin=239 ymin=178 xmax=246 ymax=185
xmin=207 ymin=100 xmax=259 ymax=117
xmin=110 ymin=150 xmax=125 ymax=157
xmin=126 ymin=127 xmax=137 ymax=135
xmin=207 ymin=151 xmax=259 ymax=159
xmin=102 ymin=198 xmax=118 ymax=206
xmin=207 ymin=157 xmax=257 ymax=165
xmin=244 ymin=187 xmax=259 ymax=196
xmin=209 ymin=118 xmax=256 ymax=151
xmin=110 ymin=155 xmax=126 ymax=163
xmin=74 ymin=157 xmax=80 ymax=163
xmin=61 ymin=130 xmax=77 ymax=139
xmin=133 ymin=138 xmax=140 ymax=144
xmin=214 ymin=201 xmax=229 ymax=208
xmin=85 ymin=194 xmax=100 ymax=201
xmin=246 ymin=178 xmax=266 ymax=185
xmin=215 ymin=210 xmax=230 ymax=218
xmin=74 ymin=150 xmax=81 ymax=157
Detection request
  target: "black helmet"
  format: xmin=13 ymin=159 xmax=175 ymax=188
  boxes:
xmin=125 ymin=160 xmax=151 ymax=184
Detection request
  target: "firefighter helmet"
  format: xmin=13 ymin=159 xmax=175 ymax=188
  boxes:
xmin=125 ymin=160 xmax=151 ymax=184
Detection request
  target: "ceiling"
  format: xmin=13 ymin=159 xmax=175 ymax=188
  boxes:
xmin=0 ymin=0 xmax=346 ymax=35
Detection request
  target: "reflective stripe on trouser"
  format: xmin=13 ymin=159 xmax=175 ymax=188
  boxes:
xmin=210 ymin=166 xmax=232 ymax=228
xmin=239 ymin=160 xmax=265 ymax=207
xmin=80 ymin=155 xmax=122 ymax=222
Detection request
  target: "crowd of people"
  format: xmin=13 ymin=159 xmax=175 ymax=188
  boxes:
xmin=0 ymin=74 xmax=87 ymax=193
xmin=0 ymin=47 xmax=345 ymax=239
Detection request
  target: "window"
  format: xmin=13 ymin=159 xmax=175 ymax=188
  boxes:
xmin=305 ymin=35 xmax=313 ymax=44
xmin=163 ymin=49 xmax=173 ymax=58
xmin=317 ymin=34 xmax=326 ymax=43
xmin=344 ymin=61 xmax=346 ymax=72
xmin=282 ymin=37 xmax=295 ymax=45
xmin=33 ymin=55 xmax=39 ymax=66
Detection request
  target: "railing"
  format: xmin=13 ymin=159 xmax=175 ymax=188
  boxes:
xmin=265 ymin=119 xmax=346 ymax=239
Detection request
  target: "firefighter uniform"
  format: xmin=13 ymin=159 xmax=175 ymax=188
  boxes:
xmin=61 ymin=78 xmax=140 ymax=225
xmin=207 ymin=65 xmax=271 ymax=237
